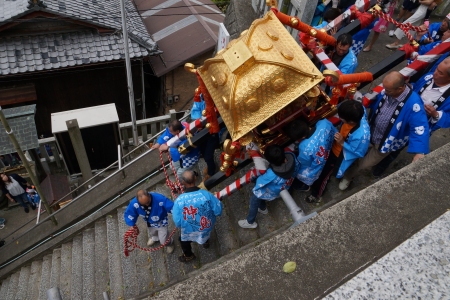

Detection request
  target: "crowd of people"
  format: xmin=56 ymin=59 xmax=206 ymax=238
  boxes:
xmin=122 ymin=0 xmax=450 ymax=263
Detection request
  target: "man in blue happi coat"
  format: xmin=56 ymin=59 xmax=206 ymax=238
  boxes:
xmin=324 ymin=33 xmax=358 ymax=74
xmin=373 ymin=57 xmax=450 ymax=176
xmin=238 ymin=145 xmax=299 ymax=229
xmin=153 ymin=119 xmax=200 ymax=178
xmin=124 ymin=190 xmax=175 ymax=254
xmin=172 ymin=170 xmax=223 ymax=262
xmin=340 ymin=71 xmax=430 ymax=190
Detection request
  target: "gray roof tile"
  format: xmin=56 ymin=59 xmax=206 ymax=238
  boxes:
xmin=0 ymin=0 xmax=157 ymax=52
xmin=0 ymin=31 xmax=149 ymax=75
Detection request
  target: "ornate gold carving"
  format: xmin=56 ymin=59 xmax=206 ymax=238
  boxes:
xmin=240 ymin=30 xmax=249 ymax=37
xmin=216 ymin=73 xmax=227 ymax=86
xmin=239 ymin=133 xmax=254 ymax=145
xmin=222 ymin=96 xmax=229 ymax=109
xmin=281 ymin=49 xmax=294 ymax=60
xmin=211 ymin=75 xmax=218 ymax=87
xmin=272 ymin=78 xmax=287 ymax=93
xmin=306 ymin=86 xmax=320 ymax=98
xmin=197 ymin=10 xmax=324 ymax=141
xmin=258 ymin=40 xmax=273 ymax=51
xmin=266 ymin=29 xmax=279 ymax=41
xmin=184 ymin=63 xmax=196 ymax=73
xmin=245 ymin=98 xmax=260 ymax=112
xmin=290 ymin=18 xmax=299 ymax=27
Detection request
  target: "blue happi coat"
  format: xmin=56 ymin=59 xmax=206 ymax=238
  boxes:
xmin=321 ymin=49 xmax=358 ymax=75
xmin=370 ymin=90 xmax=430 ymax=154
xmin=124 ymin=192 xmax=174 ymax=228
xmin=252 ymin=152 xmax=299 ymax=201
xmin=420 ymin=22 xmax=443 ymax=43
xmin=157 ymin=123 xmax=200 ymax=168
xmin=413 ymin=72 xmax=450 ymax=133
xmin=172 ymin=188 xmax=223 ymax=244
xmin=335 ymin=110 xmax=371 ymax=178
xmin=296 ymin=119 xmax=337 ymax=185
xmin=191 ymin=94 xmax=206 ymax=120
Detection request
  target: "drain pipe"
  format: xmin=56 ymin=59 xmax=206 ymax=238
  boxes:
xmin=279 ymin=190 xmax=317 ymax=228
xmin=47 ymin=287 xmax=62 ymax=300
xmin=103 ymin=291 xmax=110 ymax=300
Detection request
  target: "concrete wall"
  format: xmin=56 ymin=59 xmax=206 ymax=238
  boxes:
xmin=163 ymin=51 xmax=214 ymax=113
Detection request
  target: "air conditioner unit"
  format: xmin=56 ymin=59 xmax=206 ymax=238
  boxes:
xmin=167 ymin=96 xmax=173 ymax=105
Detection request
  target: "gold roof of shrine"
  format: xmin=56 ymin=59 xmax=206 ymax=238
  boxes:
xmin=197 ymin=10 xmax=324 ymax=141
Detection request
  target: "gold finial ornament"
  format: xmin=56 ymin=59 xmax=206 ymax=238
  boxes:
xmin=184 ymin=63 xmax=196 ymax=73
xmin=196 ymin=10 xmax=323 ymax=141
xmin=266 ymin=0 xmax=278 ymax=7
xmin=290 ymin=18 xmax=299 ymax=27
xmin=201 ymin=110 xmax=206 ymax=116
xmin=323 ymin=69 xmax=340 ymax=83
xmin=309 ymin=29 xmax=317 ymax=37
xmin=205 ymin=123 xmax=211 ymax=129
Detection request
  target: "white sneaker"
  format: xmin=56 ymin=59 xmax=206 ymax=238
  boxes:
xmin=339 ymin=178 xmax=351 ymax=191
xmin=147 ymin=238 xmax=157 ymax=246
xmin=388 ymin=30 xmax=394 ymax=37
xmin=166 ymin=245 xmax=174 ymax=254
xmin=238 ymin=219 xmax=257 ymax=229
xmin=258 ymin=208 xmax=268 ymax=215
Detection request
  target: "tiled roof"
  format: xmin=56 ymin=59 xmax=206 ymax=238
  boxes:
xmin=0 ymin=31 xmax=149 ymax=75
xmin=0 ymin=104 xmax=39 ymax=155
xmin=0 ymin=0 xmax=157 ymax=52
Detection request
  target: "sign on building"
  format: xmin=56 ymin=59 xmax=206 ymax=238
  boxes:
xmin=217 ymin=23 xmax=230 ymax=52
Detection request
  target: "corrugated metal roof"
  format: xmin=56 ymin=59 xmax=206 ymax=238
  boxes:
xmin=0 ymin=31 xmax=149 ymax=76
xmin=0 ymin=0 xmax=157 ymax=52
xmin=135 ymin=0 xmax=224 ymax=76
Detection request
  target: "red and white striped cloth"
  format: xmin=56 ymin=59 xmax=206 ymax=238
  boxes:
xmin=165 ymin=116 xmax=207 ymax=148
xmin=362 ymin=40 xmax=450 ymax=105
xmin=325 ymin=0 xmax=371 ymax=31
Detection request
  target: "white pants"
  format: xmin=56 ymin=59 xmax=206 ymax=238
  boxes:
xmin=148 ymin=226 xmax=172 ymax=244
xmin=394 ymin=4 xmax=428 ymax=40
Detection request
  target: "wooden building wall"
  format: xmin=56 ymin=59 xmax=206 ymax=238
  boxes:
xmin=0 ymin=60 xmax=161 ymax=136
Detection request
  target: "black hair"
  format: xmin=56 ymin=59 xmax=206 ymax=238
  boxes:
xmin=337 ymin=100 xmax=364 ymax=124
xmin=285 ymin=119 xmax=309 ymax=141
xmin=264 ymin=145 xmax=285 ymax=166
xmin=170 ymin=120 xmax=183 ymax=132
xmin=337 ymin=33 xmax=353 ymax=46
xmin=323 ymin=8 xmax=340 ymax=23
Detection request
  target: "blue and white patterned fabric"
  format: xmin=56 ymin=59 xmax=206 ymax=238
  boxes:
xmin=370 ymin=91 xmax=430 ymax=154
xmin=350 ymin=21 xmax=375 ymax=57
xmin=157 ymin=127 xmax=181 ymax=162
xmin=420 ymin=22 xmax=443 ymax=43
xmin=172 ymin=188 xmax=223 ymax=244
xmin=296 ymin=119 xmax=337 ymax=185
xmin=124 ymin=192 xmax=174 ymax=228
xmin=413 ymin=72 xmax=450 ymax=133
xmin=180 ymin=152 xmax=200 ymax=168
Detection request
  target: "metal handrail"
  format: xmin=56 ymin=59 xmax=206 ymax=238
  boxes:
xmin=1 ymin=111 xmax=190 ymax=243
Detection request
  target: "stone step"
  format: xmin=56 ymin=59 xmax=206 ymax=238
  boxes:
xmin=165 ymin=218 xmax=193 ymax=283
xmin=50 ymin=248 xmax=61 ymax=291
xmin=134 ymin=217 xmax=155 ymax=294
xmin=94 ymin=219 xmax=110 ymax=300
xmin=5 ymin=272 xmax=20 ymax=300
xmin=27 ymin=260 xmax=42 ymax=300
xmin=59 ymin=243 xmax=72 ymax=299
xmin=117 ymin=207 xmax=139 ymax=298
xmin=70 ymin=234 xmax=83 ymax=300
xmin=82 ymin=228 xmax=96 ymax=299
xmin=105 ymin=214 xmax=124 ymax=300
xmin=0 ymin=276 xmax=10 ymax=297
xmin=15 ymin=265 xmax=31 ymax=300
xmin=38 ymin=254 xmax=52 ymax=300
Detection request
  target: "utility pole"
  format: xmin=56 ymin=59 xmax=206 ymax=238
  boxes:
xmin=0 ymin=107 xmax=57 ymax=225
xmin=120 ymin=0 xmax=139 ymax=146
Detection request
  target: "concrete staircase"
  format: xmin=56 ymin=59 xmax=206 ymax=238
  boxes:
xmin=0 ymin=161 xmax=306 ymax=300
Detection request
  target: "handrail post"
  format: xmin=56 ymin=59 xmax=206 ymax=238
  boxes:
xmin=118 ymin=144 xmax=125 ymax=178
xmin=0 ymin=106 xmax=57 ymax=225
